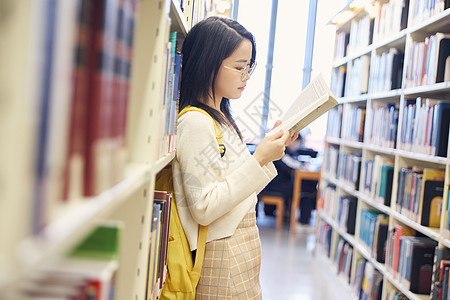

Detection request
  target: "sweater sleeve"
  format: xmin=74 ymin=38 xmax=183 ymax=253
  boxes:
xmin=176 ymin=112 xmax=275 ymax=225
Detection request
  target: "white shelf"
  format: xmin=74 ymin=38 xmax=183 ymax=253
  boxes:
xmin=364 ymin=144 xmax=397 ymax=156
xmin=322 ymin=174 xmax=443 ymax=243
xmin=372 ymin=30 xmax=407 ymax=51
xmin=170 ymin=0 xmax=188 ymax=36
xmin=368 ymin=89 xmax=402 ymax=100
xmin=324 ymin=136 xmax=448 ymax=165
xmin=408 ymin=8 xmax=450 ymax=35
xmin=14 ymin=164 xmax=151 ymax=275
xmin=319 ymin=211 xmax=357 ymax=247
xmin=321 ymin=206 xmax=430 ymax=300
xmin=154 ymin=151 xmax=175 ymax=174
xmin=389 ymin=209 xmax=441 ymax=242
xmin=384 ymin=272 xmax=430 ymax=300
xmin=403 ymin=81 xmax=450 ymax=97
xmin=323 ymin=4 xmax=450 ymax=300
xmin=315 ymin=250 xmax=358 ymax=300
xmin=340 ymin=139 xmax=364 ymax=150
xmin=396 ymin=149 xmax=449 ymax=165
xmin=338 ymin=94 xmax=369 ymax=103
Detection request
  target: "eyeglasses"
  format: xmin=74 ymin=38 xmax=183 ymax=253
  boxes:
xmin=223 ymin=62 xmax=257 ymax=81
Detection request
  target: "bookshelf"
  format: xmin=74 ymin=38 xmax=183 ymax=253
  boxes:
xmin=0 ymin=0 xmax=231 ymax=299
xmin=318 ymin=0 xmax=450 ymax=299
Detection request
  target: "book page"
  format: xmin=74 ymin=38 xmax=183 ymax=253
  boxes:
xmin=282 ymin=73 xmax=333 ymax=121
xmin=268 ymin=73 xmax=338 ymax=136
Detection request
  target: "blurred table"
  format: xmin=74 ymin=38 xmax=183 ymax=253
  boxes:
xmin=290 ymin=169 xmax=321 ymax=236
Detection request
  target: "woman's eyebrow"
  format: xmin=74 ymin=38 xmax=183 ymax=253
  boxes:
xmin=234 ymin=59 xmax=249 ymax=63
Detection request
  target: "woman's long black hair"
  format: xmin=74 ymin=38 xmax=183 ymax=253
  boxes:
xmin=179 ymin=16 xmax=256 ymax=140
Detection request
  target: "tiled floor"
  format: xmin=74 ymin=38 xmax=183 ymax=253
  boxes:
xmin=257 ymin=209 xmax=352 ymax=300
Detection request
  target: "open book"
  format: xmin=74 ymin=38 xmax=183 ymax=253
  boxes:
xmin=267 ymin=73 xmax=339 ymax=136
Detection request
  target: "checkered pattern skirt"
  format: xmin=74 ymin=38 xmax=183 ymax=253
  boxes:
xmin=196 ymin=211 xmax=262 ymax=299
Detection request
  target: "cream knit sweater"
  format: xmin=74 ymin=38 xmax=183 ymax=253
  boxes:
xmin=173 ymin=111 xmax=277 ymax=251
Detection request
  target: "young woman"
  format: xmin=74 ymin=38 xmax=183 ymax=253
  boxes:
xmin=172 ymin=16 xmax=297 ymax=299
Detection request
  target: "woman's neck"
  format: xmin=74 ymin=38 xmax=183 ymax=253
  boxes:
xmin=205 ymin=97 xmax=223 ymax=114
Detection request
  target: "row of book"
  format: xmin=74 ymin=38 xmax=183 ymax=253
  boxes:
xmin=330 ymin=66 xmax=347 ymax=98
xmin=385 ymin=225 xmax=438 ymax=294
xmin=353 ymin=259 xmax=383 ymax=300
xmin=146 ymin=191 xmax=172 ymax=300
xmin=326 ymin=105 xmax=343 ymax=139
xmin=404 ymin=33 xmax=450 ymax=88
xmin=337 ymin=152 xmax=362 ymax=191
xmin=336 ymin=196 xmax=358 ymax=235
xmin=18 ymin=223 xmax=121 ymax=299
xmin=29 ymin=0 xmax=138 ymax=233
xmin=372 ymin=0 xmax=408 ymax=44
xmin=369 ymin=48 xmax=404 ymax=93
xmin=342 ymin=105 xmax=365 ymax=142
xmin=345 ymin=55 xmax=370 ymax=97
xmin=333 ymin=0 xmax=449 ymax=62
xmin=320 ymin=185 xmax=337 ymax=221
xmin=334 ymin=31 xmax=349 ymax=60
xmin=365 ymin=102 xmax=399 ymax=149
xmin=159 ymin=32 xmax=182 ymax=159
xmin=387 ymin=290 xmax=408 ymax=300
xmin=396 ymin=167 xmax=445 ymax=227
xmin=319 ymin=211 xmax=450 ymax=298
xmin=431 ymin=247 xmax=450 ymax=300
xmin=323 ymin=146 xmax=339 ymax=179
xmin=334 ymin=237 xmax=354 ymax=284
xmin=325 ymin=98 xmax=450 ymax=159
xmin=408 ymin=0 xmax=450 ymax=27
xmin=361 ymin=155 xmax=394 ymax=206
xmin=399 ymin=98 xmax=450 ymax=157
xmin=347 ymin=15 xmax=373 ymax=56
xmin=177 ymin=0 xmax=232 ymax=30
xmin=359 ymin=210 xmax=389 ymax=263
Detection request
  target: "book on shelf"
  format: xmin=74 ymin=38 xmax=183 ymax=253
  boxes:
xmin=352 ymin=257 xmax=366 ymax=298
xmin=20 ymin=258 xmax=119 ymax=299
xmin=408 ymin=240 xmax=437 ymax=294
xmin=369 ymin=48 xmax=404 ymax=93
xmin=145 ymin=201 xmax=161 ymax=300
xmin=433 ymin=101 xmax=450 ymax=158
xmin=69 ymin=222 xmax=122 ymax=260
xmin=326 ymin=104 xmax=343 ymax=139
xmin=159 ymin=32 xmax=183 ymax=158
xmin=372 ymin=0 xmax=409 ymax=43
xmin=267 ymin=73 xmax=338 ymax=136
xmin=145 ymin=190 xmax=173 ymax=299
xmin=430 ymin=247 xmax=450 ymax=300
xmin=378 ymin=164 xmax=394 ymax=206
xmin=63 ymin=0 xmax=136 ymax=199
xmin=345 ymin=55 xmax=370 ymax=97
xmin=19 ymin=222 xmax=121 ymax=299
xmin=418 ymin=168 xmax=445 ymax=227
xmin=406 ymin=33 xmax=450 ymax=88
xmin=153 ymin=191 xmax=172 ymax=290
xmin=337 ymin=196 xmax=357 ymax=235
xmin=360 ymin=261 xmax=383 ymax=300
xmin=63 ymin=0 xmax=95 ymax=201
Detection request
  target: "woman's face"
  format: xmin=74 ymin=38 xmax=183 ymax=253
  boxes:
xmin=214 ymin=39 xmax=253 ymax=101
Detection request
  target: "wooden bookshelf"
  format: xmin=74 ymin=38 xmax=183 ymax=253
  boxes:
xmin=0 ymin=0 xmax=230 ymax=299
xmin=318 ymin=1 xmax=450 ymax=299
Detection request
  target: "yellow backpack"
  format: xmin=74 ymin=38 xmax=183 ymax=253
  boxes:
xmin=158 ymin=106 xmax=225 ymax=300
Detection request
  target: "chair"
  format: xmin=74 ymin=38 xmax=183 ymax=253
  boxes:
xmin=259 ymin=194 xmax=284 ymax=231
xmin=290 ymin=170 xmax=321 ymax=235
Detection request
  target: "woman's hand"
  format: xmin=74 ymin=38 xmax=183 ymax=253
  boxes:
xmin=253 ymin=120 xmax=290 ymax=166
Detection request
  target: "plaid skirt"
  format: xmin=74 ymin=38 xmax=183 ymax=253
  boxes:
xmin=196 ymin=211 xmax=262 ymax=299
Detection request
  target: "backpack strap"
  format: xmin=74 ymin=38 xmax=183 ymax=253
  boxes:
xmin=177 ymin=105 xmax=224 ymax=272
xmin=178 ymin=105 xmax=226 ymax=157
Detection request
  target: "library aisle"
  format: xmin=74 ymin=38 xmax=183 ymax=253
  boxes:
xmin=258 ymin=210 xmax=352 ymax=300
